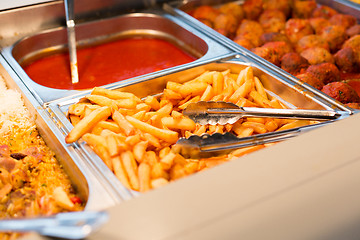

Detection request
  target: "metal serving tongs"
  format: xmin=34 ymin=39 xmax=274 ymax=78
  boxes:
xmin=64 ymin=0 xmax=79 ymax=84
xmin=183 ymin=101 xmax=345 ymax=125
xmin=172 ymin=122 xmax=331 ymax=159
xmin=0 ymin=211 xmax=108 ymax=239
xmin=172 ymin=101 xmax=348 ymax=158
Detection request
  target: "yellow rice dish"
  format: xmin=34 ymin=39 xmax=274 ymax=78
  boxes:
xmin=0 ymin=76 xmax=84 ymax=238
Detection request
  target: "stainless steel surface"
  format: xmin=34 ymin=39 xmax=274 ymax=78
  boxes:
xmin=0 ymin=56 xmax=123 ymax=210
xmin=173 ymin=123 xmax=328 ymax=158
xmin=47 ymin=59 xmax=344 ymax=195
xmin=0 ymin=211 xmax=108 ymax=239
xmin=184 ymin=101 xmax=344 ymax=125
xmin=64 ymin=0 xmax=79 ymax=84
xmin=2 ymin=10 xmax=233 ymax=104
xmin=164 ymin=0 xmax=359 ymax=113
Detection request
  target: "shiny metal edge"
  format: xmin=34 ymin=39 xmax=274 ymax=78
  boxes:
xmin=47 ymin=56 xmax=350 ymax=197
xmin=0 ymin=55 xmax=124 ymax=211
xmin=164 ymin=0 xmax=356 ymax=113
xmin=1 ymin=10 xmax=234 ymax=105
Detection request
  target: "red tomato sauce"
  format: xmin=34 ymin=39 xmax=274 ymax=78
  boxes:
xmin=23 ymin=37 xmax=197 ymax=90
xmin=346 ymin=80 xmax=360 ymax=96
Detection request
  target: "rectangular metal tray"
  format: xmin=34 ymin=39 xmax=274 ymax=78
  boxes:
xmin=165 ymin=0 xmax=360 ymax=112
xmin=0 ymin=56 xmax=126 ymax=211
xmin=47 ymin=55 xmax=348 ymax=197
xmin=1 ymin=9 xmax=234 ymax=105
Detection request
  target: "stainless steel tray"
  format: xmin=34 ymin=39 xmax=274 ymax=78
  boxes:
xmin=165 ymin=0 xmax=359 ymax=113
xmin=0 ymin=56 xmax=126 ymax=211
xmin=47 ymin=55 xmax=349 ymax=197
xmin=1 ymin=10 xmax=234 ymax=105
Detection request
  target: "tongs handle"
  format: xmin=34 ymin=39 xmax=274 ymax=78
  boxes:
xmin=173 ymin=122 xmax=330 ymax=159
xmin=0 ymin=211 xmax=108 ymax=239
xmin=209 ymin=107 xmax=341 ymax=121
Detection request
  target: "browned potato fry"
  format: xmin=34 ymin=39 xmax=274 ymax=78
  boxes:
xmin=86 ymin=95 xmax=118 ymax=111
xmin=138 ymin=163 xmax=151 ymax=192
xmin=66 ymin=106 xmax=111 ymax=143
xmin=144 ymin=95 xmax=160 ymax=110
xmin=112 ymin=110 xmax=135 ymax=136
xmin=161 ymin=117 xmax=196 ymax=131
xmin=133 ymin=141 xmax=148 ymax=163
xmin=112 ymin=156 xmax=131 ymax=189
xmin=121 ymin=151 xmax=139 ymax=191
xmin=82 ymin=133 xmax=113 ymax=170
xmin=92 ymin=87 xmax=141 ymax=102
xmin=126 ymin=116 xmax=178 ymax=143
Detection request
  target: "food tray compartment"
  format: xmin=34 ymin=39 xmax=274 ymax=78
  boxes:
xmin=1 ymin=10 xmax=234 ymax=104
xmin=165 ymin=0 xmax=360 ymax=112
xmin=0 ymin=57 xmax=124 ymax=214
xmin=47 ymin=55 xmax=348 ymax=196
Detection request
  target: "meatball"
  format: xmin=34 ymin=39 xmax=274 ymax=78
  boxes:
xmin=342 ymin=35 xmax=360 ymax=57
xmin=262 ymin=41 xmax=294 ymax=59
xmin=251 ymin=47 xmax=280 ymax=66
xmin=259 ymin=10 xmax=287 ymax=33
xmin=214 ymin=13 xmax=238 ymax=39
xmin=285 ymin=19 xmax=314 ymax=44
xmin=334 ymin=47 xmax=359 ymax=73
xmin=346 ymin=25 xmax=360 ymax=38
xmin=292 ymin=0 xmax=317 ymax=19
xmin=309 ymin=18 xmax=331 ymax=34
xmin=219 ymin=2 xmax=244 ymax=23
xmin=329 ymin=14 xmax=357 ymax=29
xmin=281 ymin=52 xmax=310 ymax=75
xmin=192 ymin=5 xmax=220 ymax=24
xmin=296 ymin=72 xmax=324 ymax=90
xmin=296 ymin=35 xmax=330 ymax=53
xmin=233 ymin=36 xmax=256 ymax=50
xmin=321 ymin=82 xmax=360 ymax=104
xmin=320 ymin=25 xmax=348 ymax=53
xmin=236 ymin=20 xmax=264 ymax=47
xmin=263 ymin=0 xmax=291 ymax=17
xmin=260 ymin=32 xmax=290 ymax=44
xmin=242 ymin=0 xmax=263 ymax=20
xmin=346 ymin=102 xmax=360 ymax=110
xmin=311 ymin=6 xmax=338 ymax=19
xmin=306 ymin=63 xmax=341 ymax=85
xmin=300 ymin=47 xmax=334 ymax=65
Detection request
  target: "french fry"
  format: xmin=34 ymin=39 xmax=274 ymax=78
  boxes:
xmin=212 ymin=71 xmax=224 ymax=95
xmin=138 ymin=163 xmax=151 ymax=192
xmin=68 ymin=103 xmax=91 ymax=116
xmin=242 ymin=122 xmax=268 ymax=134
xmin=151 ymin=178 xmax=169 ymax=189
xmin=116 ymin=98 xmax=138 ymax=109
xmin=179 ymin=81 xmax=208 ymax=97
xmin=82 ymin=133 xmax=113 ymax=170
xmin=86 ymin=94 xmax=118 ymax=111
xmin=249 ymin=90 xmax=272 ymax=108
xmin=178 ymin=96 xmax=200 ymax=110
xmin=163 ymin=89 xmax=183 ymax=100
xmin=200 ymin=84 xmax=214 ymax=101
xmin=161 ymin=117 xmax=196 ymax=131
xmin=166 ymin=81 xmax=182 ymax=92
xmin=66 ymin=106 xmax=111 ymax=143
xmin=142 ymin=133 xmax=161 ymax=148
xmin=92 ymin=87 xmax=141 ymax=102
xmin=69 ymin=115 xmax=81 ymax=126
xmin=112 ymin=110 xmax=135 ymax=136
xmin=126 ymin=116 xmax=178 ymax=143
xmin=133 ymin=141 xmax=148 ymax=163
xmin=151 ymin=162 xmax=169 ymax=179
xmin=254 ymin=76 xmax=267 ymax=99
xmin=112 ymin=156 xmax=131 ymax=189
xmin=144 ymin=95 xmax=160 ymax=110
xmin=121 ymin=151 xmax=139 ymax=191
xmin=144 ymin=151 xmax=158 ymax=166
xmin=160 ymin=151 xmax=176 ymax=170
xmin=229 ymin=76 xmax=254 ymax=103
xmin=96 ymin=120 xmax=122 ymax=133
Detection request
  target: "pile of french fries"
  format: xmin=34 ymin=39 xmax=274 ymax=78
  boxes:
xmin=65 ymin=67 xmax=312 ymax=192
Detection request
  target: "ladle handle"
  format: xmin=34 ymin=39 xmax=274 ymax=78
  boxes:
xmin=64 ymin=0 xmax=79 ymax=84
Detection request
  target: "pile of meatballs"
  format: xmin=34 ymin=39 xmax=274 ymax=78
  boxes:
xmin=189 ymin=0 xmax=360 ymax=109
